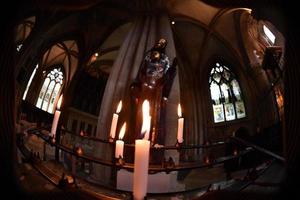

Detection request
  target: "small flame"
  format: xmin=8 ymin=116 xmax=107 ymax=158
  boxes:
xmin=119 ymin=122 xmax=126 ymax=140
xmin=205 ymin=156 xmax=210 ymax=164
xmin=76 ymin=147 xmax=83 ymax=155
xmin=57 ymin=95 xmax=63 ymax=110
xmin=233 ymin=149 xmax=238 ymax=156
xmin=141 ymin=100 xmax=151 ymax=140
xmin=80 ymin=130 xmax=84 ymax=136
xmin=177 ymin=104 xmax=182 ymax=117
xmin=116 ymin=101 xmax=122 ymax=113
xmin=142 ymin=100 xmax=150 ymax=117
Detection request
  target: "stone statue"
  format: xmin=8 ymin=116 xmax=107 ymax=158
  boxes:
xmin=130 ymin=38 xmax=177 ymax=145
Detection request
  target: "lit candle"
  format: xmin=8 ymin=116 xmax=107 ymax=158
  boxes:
xmin=177 ymin=104 xmax=184 ymax=143
xmin=80 ymin=130 xmax=85 ymax=136
xmin=115 ymin=122 xmax=126 ymax=159
xmin=76 ymin=146 xmax=83 ymax=156
xmin=233 ymin=149 xmax=238 ymax=156
xmin=204 ymin=156 xmax=210 ymax=164
xmin=51 ymin=95 xmax=63 ymax=139
xmin=109 ymin=101 xmax=122 ymax=140
xmin=133 ymin=99 xmax=151 ymax=200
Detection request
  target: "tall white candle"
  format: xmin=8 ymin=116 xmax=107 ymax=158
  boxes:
xmin=115 ymin=122 xmax=126 ymax=158
xmin=133 ymin=99 xmax=151 ymax=200
xmin=110 ymin=101 xmax=122 ymax=139
xmin=133 ymin=139 xmax=150 ymax=200
xmin=51 ymin=95 xmax=63 ymax=138
xmin=177 ymin=104 xmax=184 ymax=143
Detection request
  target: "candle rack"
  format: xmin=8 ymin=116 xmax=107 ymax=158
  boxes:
xmin=26 ymin=127 xmax=255 ymax=173
xmin=21 ymin=127 xmax=285 ymax=198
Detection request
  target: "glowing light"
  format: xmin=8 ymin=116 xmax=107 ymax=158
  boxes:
xmin=263 ymin=25 xmax=276 ymax=44
xmin=177 ymin=104 xmax=182 ymax=117
xmin=141 ymin=100 xmax=151 ymax=140
xmin=116 ymin=101 xmax=122 ymax=113
xmin=76 ymin=147 xmax=83 ymax=156
xmin=119 ymin=122 xmax=126 ymax=140
xmin=110 ymin=100 xmax=122 ymax=139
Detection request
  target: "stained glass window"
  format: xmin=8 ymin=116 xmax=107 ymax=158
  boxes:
xmin=36 ymin=67 xmax=63 ymax=113
xmin=209 ymin=62 xmax=246 ymax=123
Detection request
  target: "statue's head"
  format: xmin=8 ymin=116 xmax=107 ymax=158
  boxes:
xmin=149 ymin=38 xmax=167 ymax=61
xmin=150 ymin=51 xmax=161 ymax=61
xmin=154 ymin=38 xmax=167 ymax=49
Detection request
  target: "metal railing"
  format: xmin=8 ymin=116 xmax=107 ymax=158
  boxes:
xmin=18 ymin=126 xmax=282 ymax=198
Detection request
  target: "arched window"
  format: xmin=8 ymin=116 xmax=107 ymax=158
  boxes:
xmin=22 ymin=64 xmax=39 ymax=100
xmin=209 ymin=62 xmax=246 ymax=123
xmin=36 ymin=67 xmax=63 ymax=113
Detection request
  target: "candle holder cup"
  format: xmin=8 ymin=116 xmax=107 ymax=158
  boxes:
xmin=48 ymin=136 xmax=56 ymax=146
xmin=109 ymin=136 xmax=115 ymax=143
xmin=175 ymin=139 xmax=183 ymax=149
xmin=117 ymin=156 xmax=125 ymax=166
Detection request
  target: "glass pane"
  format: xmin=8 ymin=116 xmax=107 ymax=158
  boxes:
xmin=210 ymin=82 xmax=221 ymax=105
xmin=48 ymin=83 xmax=61 ymax=113
xmin=213 ymin=104 xmax=224 ymax=123
xmin=219 ymin=66 xmax=223 ymax=72
xmin=36 ymin=77 xmax=50 ymax=108
xmin=236 ymin=101 xmax=246 ymax=119
xmin=213 ymin=73 xmax=221 ymax=83
xmin=231 ymin=79 xmax=241 ymax=101
xmin=263 ymin=25 xmax=275 ymax=44
xmin=224 ymin=103 xmax=235 ymax=121
xmin=223 ymin=65 xmax=229 ymax=71
xmin=36 ymin=98 xmax=43 ymax=109
xmin=223 ymin=70 xmax=231 ymax=81
xmin=23 ymin=64 xmax=38 ymax=100
xmin=42 ymin=80 xmax=55 ymax=111
xmin=220 ymin=83 xmax=229 ymax=103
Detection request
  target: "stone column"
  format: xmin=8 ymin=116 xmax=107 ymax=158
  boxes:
xmin=92 ymin=14 xmax=180 ymax=186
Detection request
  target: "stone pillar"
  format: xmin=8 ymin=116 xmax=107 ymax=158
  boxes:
xmin=92 ymin=14 xmax=180 ymax=185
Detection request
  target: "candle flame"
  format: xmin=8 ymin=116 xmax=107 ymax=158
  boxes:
xmin=116 ymin=101 xmax=122 ymax=113
xmin=76 ymin=147 xmax=83 ymax=155
xmin=177 ymin=104 xmax=182 ymax=117
xmin=80 ymin=130 xmax=84 ymax=136
xmin=205 ymin=156 xmax=210 ymax=164
xmin=57 ymin=95 xmax=63 ymax=110
xmin=233 ymin=149 xmax=238 ymax=156
xmin=142 ymin=100 xmax=150 ymax=117
xmin=119 ymin=122 xmax=126 ymax=140
xmin=141 ymin=100 xmax=151 ymax=140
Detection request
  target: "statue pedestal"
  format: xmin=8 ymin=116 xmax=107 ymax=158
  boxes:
xmin=117 ymin=169 xmax=185 ymax=193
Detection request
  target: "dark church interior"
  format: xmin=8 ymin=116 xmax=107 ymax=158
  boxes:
xmin=1 ymin=0 xmax=300 ymax=199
